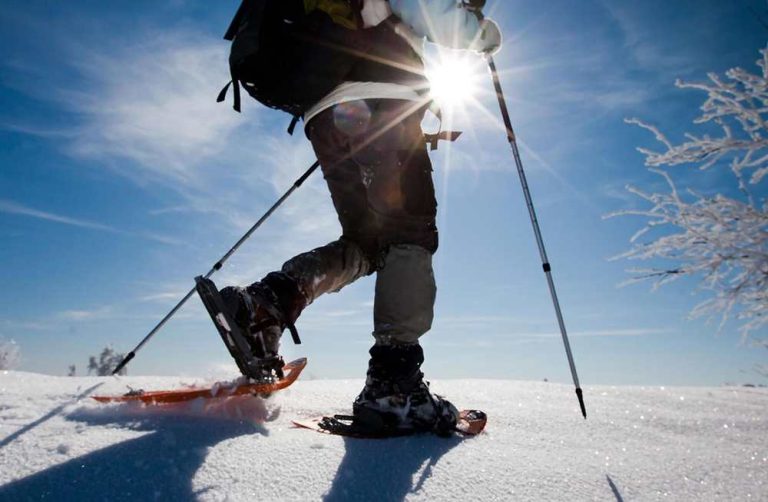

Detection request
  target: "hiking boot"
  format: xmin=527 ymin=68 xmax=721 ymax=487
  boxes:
xmin=352 ymin=344 xmax=459 ymax=436
xmin=219 ymin=282 xmax=286 ymax=380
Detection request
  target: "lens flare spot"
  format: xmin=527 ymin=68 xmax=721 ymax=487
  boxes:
xmin=332 ymin=101 xmax=372 ymax=136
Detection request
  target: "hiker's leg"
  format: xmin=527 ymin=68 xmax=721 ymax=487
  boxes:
xmin=354 ymin=101 xmax=437 ymax=345
xmin=373 ymin=244 xmax=435 ymax=345
xmin=263 ymin=237 xmax=371 ymax=309
xmin=251 ymin=102 xmax=388 ymax=325
xmin=282 ymin=100 xmax=437 ymax=343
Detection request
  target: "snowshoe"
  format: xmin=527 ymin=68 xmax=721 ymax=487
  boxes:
xmin=94 ymin=358 xmax=308 ymax=404
xmin=294 ymin=409 xmax=486 ymax=439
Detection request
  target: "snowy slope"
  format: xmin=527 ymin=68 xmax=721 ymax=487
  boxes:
xmin=0 ymin=370 xmax=766 ymax=501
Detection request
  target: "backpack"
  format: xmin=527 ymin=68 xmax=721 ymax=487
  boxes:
xmin=217 ymin=0 xmax=365 ymax=133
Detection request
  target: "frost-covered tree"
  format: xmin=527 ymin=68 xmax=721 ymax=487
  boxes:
xmin=0 ymin=338 xmax=21 ymax=370
xmin=87 ymin=346 xmax=127 ymax=376
xmin=613 ymin=45 xmax=768 ymax=345
xmin=67 ymin=365 xmax=76 ymax=377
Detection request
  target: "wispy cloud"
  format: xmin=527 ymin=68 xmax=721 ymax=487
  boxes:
xmin=0 ymin=199 xmax=183 ymax=245
xmin=530 ymin=79 xmax=651 ymax=113
xmin=5 ymin=28 xmax=265 ymax=194
xmin=0 ymin=319 xmax=54 ymax=332
xmin=430 ymin=326 xmax=674 ymax=348
xmin=59 ymin=306 xmax=115 ymax=321
xmin=3 ymin=25 xmax=341 ymax=266
xmin=521 ymin=327 xmax=672 ymax=339
xmin=138 ymin=290 xmax=188 ymax=304
xmin=436 ymin=314 xmax=535 ymax=325
xmin=428 ymin=327 xmax=671 ymax=349
xmin=60 ymin=28 xmax=336 ymax=266
xmin=598 ymin=0 xmax=696 ymax=76
xmin=0 ymin=122 xmax=77 ymax=139
xmin=62 ymin=33 xmax=244 ymax=187
xmin=322 ymin=310 xmax=363 ymax=318
xmin=0 ymin=199 xmax=117 ymax=232
xmin=147 ymin=205 xmax=201 ymax=216
xmin=573 ymin=327 xmax=670 ymax=337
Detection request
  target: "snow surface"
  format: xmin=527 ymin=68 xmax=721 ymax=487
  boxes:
xmin=1 ymin=370 xmax=766 ymax=501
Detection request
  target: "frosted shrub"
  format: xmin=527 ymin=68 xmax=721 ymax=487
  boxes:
xmin=0 ymin=338 xmax=21 ymax=370
xmin=88 ymin=346 xmax=127 ymax=376
xmin=612 ymin=46 xmax=768 ymax=344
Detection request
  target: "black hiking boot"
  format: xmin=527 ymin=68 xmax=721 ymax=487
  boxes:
xmin=352 ymin=344 xmax=459 ymax=436
xmin=219 ymin=283 xmax=286 ymax=381
xmin=196 ymin=273 xmax=305 ymax=382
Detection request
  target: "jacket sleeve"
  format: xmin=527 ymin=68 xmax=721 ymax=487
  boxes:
xmin=387 ymin=0 xmax=484 ymax=49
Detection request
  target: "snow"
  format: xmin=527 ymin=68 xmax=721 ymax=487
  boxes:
xmin=1 ymin=370 xmax=766 ymax=501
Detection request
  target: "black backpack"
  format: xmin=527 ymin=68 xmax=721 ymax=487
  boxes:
xmin=217 ymin=0 xmax=364 ymax=133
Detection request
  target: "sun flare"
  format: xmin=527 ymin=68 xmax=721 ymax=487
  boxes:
xmin=426 ymin=52 xmax=483 ymax=110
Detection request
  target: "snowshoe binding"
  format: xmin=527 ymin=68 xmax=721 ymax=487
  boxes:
xmin=195 ymin=276 xmax=301 ymax=382
xmin=297 ymin=408 xmax=485 ymax=438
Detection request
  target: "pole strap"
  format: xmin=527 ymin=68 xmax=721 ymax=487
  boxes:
xmin=424 ymin=131 xmax=462 ymax=151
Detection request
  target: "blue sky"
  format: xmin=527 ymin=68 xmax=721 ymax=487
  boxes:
xmin=1 ymin=0 xmax=766 ymax=386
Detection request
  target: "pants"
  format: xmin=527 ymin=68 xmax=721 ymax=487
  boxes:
xmin=260 ymin=99 xmax=438 ymax=345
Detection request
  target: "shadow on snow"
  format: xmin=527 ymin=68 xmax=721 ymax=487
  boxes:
xmin=323 ymin=434 xmax=462 ymax=502
xmin=0 ymin=398 xmax=271 ymax=502
xmin=0 ymin=383 xmax=104 ymax=451
xmin=606 ymin=474 xmax=625 ymax=502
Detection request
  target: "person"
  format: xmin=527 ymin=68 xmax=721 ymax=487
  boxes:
xmin=219 ymin=0 xmax=501 ymax=435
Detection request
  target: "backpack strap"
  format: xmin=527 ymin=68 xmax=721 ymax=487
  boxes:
xmin=218 ymin=0 xmax=258 ymax=112
xmin=217 ymin=79 xmax=242 ymax=113
xmin=287 ymin=115 xmax=301 ymax=135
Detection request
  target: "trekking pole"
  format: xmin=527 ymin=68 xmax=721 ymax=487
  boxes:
xmin=485 ymin=55 xmax=587 ymax=419
xmin=112 ymin=160 xmax=322 ymax=375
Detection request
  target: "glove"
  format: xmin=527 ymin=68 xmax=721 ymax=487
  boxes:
xmin=469 ymin=19 xmax=502 ymax=55
xmin=361 ymin=0 xmax=392 ymax=28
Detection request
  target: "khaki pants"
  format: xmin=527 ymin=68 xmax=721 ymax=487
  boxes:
xmin=260 ymin=99 xmax=438 ymax=344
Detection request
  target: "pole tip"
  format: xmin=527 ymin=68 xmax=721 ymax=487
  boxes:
xmin=112 ymin=352 xmax=135 ymax=376
xmin=575 ymin=387 xmax=587 ymax=419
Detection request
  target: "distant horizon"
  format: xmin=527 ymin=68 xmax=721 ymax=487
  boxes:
xmin=4 ymin=366 xmax=767 ymax=389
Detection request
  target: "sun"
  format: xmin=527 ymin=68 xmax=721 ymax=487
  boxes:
xmin=426 ymin=51 xmax=483 ymax=110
